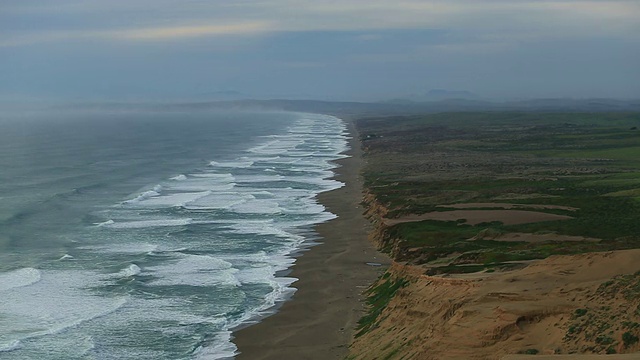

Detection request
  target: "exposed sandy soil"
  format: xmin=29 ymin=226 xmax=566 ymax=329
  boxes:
xmin=480 ymin=232 xmax=601 ymax=243
xmin=438 ymin=203 xmax=578 ymax=211
xmin=384 ymin=209 xmax=573 ymax=226
xmin=348 ymin=250 xmax=640 ymax=360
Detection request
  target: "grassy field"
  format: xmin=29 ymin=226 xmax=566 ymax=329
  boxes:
xmin=357 ymin=112 xmax=640 ymax=273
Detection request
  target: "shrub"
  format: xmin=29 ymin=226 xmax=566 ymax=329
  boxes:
xmin=622 ymin=331 xmax=639 ymax=347
xmin=574 ymin=308 xmax=588 ymax=317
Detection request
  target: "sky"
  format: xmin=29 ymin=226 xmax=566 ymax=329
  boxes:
xmin=1 ymin=0 xmax=639 ymax=102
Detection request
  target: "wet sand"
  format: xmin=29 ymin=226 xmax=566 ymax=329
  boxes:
xmin=232 ymin=119 xmax=388 ymax=359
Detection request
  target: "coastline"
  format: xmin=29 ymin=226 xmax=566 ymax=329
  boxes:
xmin=232 ymin=118 xmax=389 ymax=359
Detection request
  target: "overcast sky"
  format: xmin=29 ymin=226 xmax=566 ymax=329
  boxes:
xmin=1 ymin=0 xmax=639 ymax=102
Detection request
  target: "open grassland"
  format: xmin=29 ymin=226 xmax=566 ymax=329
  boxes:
xmin=350 ymin=112 xmax=640 ymax=358
xmin=356 ymin=112 xmax=640 ymax=273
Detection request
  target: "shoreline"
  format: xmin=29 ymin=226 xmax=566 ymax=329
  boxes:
xmin=232 ymin=118 xmax=389 ymax=359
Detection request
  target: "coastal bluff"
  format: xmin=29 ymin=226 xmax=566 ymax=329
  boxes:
xmin=348 ymin=112 xmax=640 ymax=359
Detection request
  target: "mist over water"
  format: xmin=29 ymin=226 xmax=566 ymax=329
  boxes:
xmin=0 ymin=110 xmax=349 ymax=359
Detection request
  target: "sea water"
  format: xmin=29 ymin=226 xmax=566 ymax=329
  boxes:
xmin=0 ymin=109 xmax=349 ymax=359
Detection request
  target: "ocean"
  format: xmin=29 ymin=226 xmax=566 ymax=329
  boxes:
xmin=0 ymin=109 xmax=349 ymax=359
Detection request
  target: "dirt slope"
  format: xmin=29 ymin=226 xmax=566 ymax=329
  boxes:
xmin=348 ymin=250 xmax=640 ymax=360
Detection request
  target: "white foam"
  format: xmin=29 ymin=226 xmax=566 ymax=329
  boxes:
xmin=80 ymin=242 xmax=159 ymax=254
xmin=0 ymin=268 xmax=42 ymax=292
xmin=58 ymin=254 xmax=74 ymax=261
xmin=72 ymin=113 xmax=350 ymax=359
xmin=95 ymin=219 xmax=114 ymax=227
xmin=0 ymin=340 xmax=21 ymax=353
xmin=230 ymin=199 xmax=282 ymax=214
xmin=260 ymin=277 xmax=297 ymax=312
xmin=0 ymin=113 xmax=353 ymax=360
xmin=164 ymin=174 xmax=235 ymax=192
xmin=146 ymin=247 xmax=189 ymax=256
xmin=127 ymin=191 xmax=211 ymax=208
xmin=33 ymin=334 xmax=96 ymax=358
xmin=104 ymin=218 xmax=193 ymax=229
xmin=110 ymin=297 xmax=226 ymax=326
xmin=288 ymin=176 xmax=345 ymax=190
xmin=185 ymin=193 xmax=253 ymax=210
xmin=165 ymin=182 xmax=235 ymax=192
xmin=171 ymin=181 xmax=236 ymax=193
xmin=262 ymin=156 xmax=299 ymax=164
xmin=146 ymin=254 xmax=240 ymax=287
xmin=247 ymin=139 xmax=306 ymax=156
xmin=233 ymin=265 xmax=273 ymax=285
xmin=119 ymin=264 xmax=142 ymax=277
xmin=225 ymin=220 xmax=303 ymax=241
xmin=122 ymin=190 xmax=160 ymax=204
xmin=251 ymin=190 xmax=275 ymax=198
xmin=209 ymin=159 xmax=254 ymax=168
xmin=193 ymin=331 xmax=238 ymax=360
xmin=281 ymin=202 xmax=326 ymax=215
xmin=267 ymin=187 xmax=314 ymax=198
xmin=232 ymin=255 xmax=296 ymax=286
xmin=190 ymin=173 xmax=235 ymax=180
xmin=234 ymin=174 xmax=285 ymax=183
xmin=287 ymin=151 xmax=316 ymax=158
xmin=0 ymin=270 xmax=128 ymax=348
xmin=250 ymin=156 xmax=280 ymax=162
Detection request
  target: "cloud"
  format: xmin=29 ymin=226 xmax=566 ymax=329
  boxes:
xmin=1 ymin=0 xmax=638 ymax=48
xmin=225 ymin=0 xmax=640 ymax=36
xmin=108 ymin=22 xmax=272 ymax=41
xmin=0 ymin=22 xmax=272 ymax=47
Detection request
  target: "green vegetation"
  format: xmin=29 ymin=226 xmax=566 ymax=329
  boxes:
xmin=521 ymin=348 xmax=539 ymax=355
xmin=353 ymin=112 xmax=640 ymax=357
xmin=382 ymin=347 xmax=401 ymax=360
xmin=382 ymin=215 xmax=639 ymax=271
xmin=622 ymin=321 xmax=640 ymax=330
xmin=356 ymin=274 xmax=408 ymax=338
xmin=357 ymin=112 xmax=640 ymax=270
xmin=574 ymin=309 xmax=588 ymax=317
xmin=595 ymin=335 xmax=615 ymax=345
xmin=597 ymin=271 xmax=640 ymax=300
xmin=562 ymin=273 xmax=640 ymax=353
xmin=622 ymin=332 xmax=639 ymax=347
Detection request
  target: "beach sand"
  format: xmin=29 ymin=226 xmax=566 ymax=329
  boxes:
xmin=233 ymin=120 xmax=389 ymax=359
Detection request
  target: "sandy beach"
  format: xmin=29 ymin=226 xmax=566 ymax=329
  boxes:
xmin=233 ymin=119 xmax=389 ymax=359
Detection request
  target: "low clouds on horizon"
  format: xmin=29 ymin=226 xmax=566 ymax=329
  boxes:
xmin=1 ymin=0 xmax=639 ymax=101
